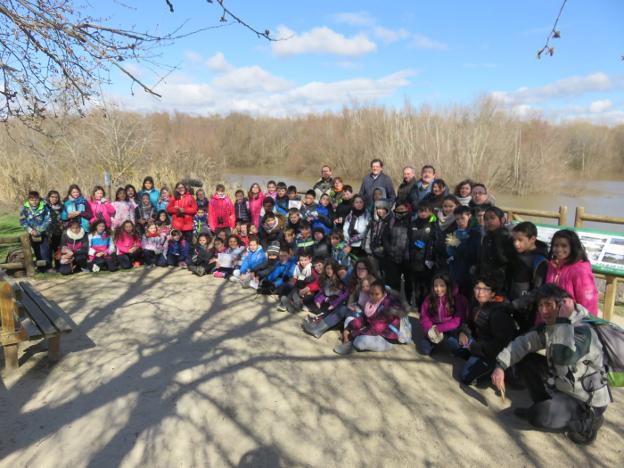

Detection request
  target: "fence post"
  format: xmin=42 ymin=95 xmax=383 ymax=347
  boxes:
xmin=574 ymin=206 xmax=585 ymax=228
xmin=558 ymin=206 xmax=568 ymax=226
xmin=506 ymin=210 xmax=514 ymax=223
xmin=19 ymin=233 xmax=35 ymax=277
xmin=603 ymin=276 xmax=617 ymax=321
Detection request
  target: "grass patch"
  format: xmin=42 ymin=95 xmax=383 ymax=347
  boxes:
xmin=0 ymin=211 xmax=22 ymax=261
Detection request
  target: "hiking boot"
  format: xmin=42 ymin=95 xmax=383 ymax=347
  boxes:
xmin=302 ymin=319 xmax=330 ymax=339
xmin=567 ymin=414 xmax=604 ymax=445
xmin=333 ymin=342 xmax=354 ymax=355
xmin=513 ymin=407 xmax=532 ymax=421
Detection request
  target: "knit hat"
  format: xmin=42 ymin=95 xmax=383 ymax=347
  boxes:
xmin=374 ymin=199 xmax=391 ymax=211
xmin=267 ymin=242 xmax=281 ymax=256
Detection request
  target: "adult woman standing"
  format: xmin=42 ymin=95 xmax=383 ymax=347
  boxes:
xmin=166 ymin=182 xmax=197 ymax=246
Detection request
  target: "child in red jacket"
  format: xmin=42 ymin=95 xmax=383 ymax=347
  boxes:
xmin=208 ymin=184 xmax=235 ymax=233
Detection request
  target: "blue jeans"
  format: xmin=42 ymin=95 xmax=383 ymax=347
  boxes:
xmin=418 ymin=335 xmax=461 ymax=355
xmin=457 ymin=353 xmax=496 ymax=385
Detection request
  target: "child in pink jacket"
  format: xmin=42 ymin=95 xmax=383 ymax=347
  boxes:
xmin=114 ymin=220 xmax=142 ymax=269
xmin=88 ymin=186 xmax=116 ymax=229
xmin=419 ymin=273 xmax=469 ymax=355
xmin=546 ymin=229 xmax=598 ymax=316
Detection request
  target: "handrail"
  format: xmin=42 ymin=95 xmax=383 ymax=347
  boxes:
xmin=500 ymin=205 xmax=568 ymax=226
xmin=0 ymin=233 xmax=35 ymax=276
xmin=574 ymin=207 xmax=624 ymax=228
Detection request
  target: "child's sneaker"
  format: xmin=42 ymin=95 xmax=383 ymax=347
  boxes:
xmin=91 ymin=264 xmax=100 ymax=273
xmin=133 ymin=261 xmax=141 ymax=268
xmin=276 ymin=296 xmax=288 ymax=311
xmin=213 ymin=271 xmax=225 ymax=278
xmin=248 ymin=278 xmax=259 ymax=290
xmin=179 ymin=261 xmax=188 ymax=269
xmin=229 ymin=275 xmax=241 ymax=283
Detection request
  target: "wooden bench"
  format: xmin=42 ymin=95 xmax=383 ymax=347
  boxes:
xmin=1 ymin=278 xmax=72 ymax=371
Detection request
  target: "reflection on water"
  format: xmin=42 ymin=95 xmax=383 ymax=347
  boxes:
xmin=224 ymin=170 xmax=624 ymax=233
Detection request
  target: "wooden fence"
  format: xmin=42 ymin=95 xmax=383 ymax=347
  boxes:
xmin=500 ymin=205 xmax=622 ymax=321
xmin=0 ymin=234 xmax=40 ymax=276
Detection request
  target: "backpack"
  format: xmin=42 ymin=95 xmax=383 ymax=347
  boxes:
xmin=397 ymin=316 xmax=413 ymax=344
xmin=582 ymin=316 xmax=624 ymax=387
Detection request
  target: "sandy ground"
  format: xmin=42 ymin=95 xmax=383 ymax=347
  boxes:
xmin=0 ymin=268 xmax=622 ymax=468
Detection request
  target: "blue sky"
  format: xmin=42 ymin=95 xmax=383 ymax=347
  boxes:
xmin=96 ymin=0 xmax=624 ymax=123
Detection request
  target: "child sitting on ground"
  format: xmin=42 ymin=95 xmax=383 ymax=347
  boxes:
xmin=115 ymin=220 xmax=142 ymax=269
xmin=212 ymin=235 xmax=245 ymax=278
xmin=141 ymin=221 xmax=168 ymax=268
xmin=311 ymin=260 xmax=348 ymax=315
xmin=277 ymin=252 xmax=319 ymax=313
xmin=335 ymin=280 xmax=407 ymax=355
xmin=260 ymin=247 xmax=296 ymax=295
xmin=166 ymin=229 xmax=189 ymax=268
xmin=193 ymin=207 xmax=210 ymax=237
xmin=418 ymin=273 xmax=468 ymax=355
xmin=231 ymin=236 xmax=266 ymax=288
xmin=59 ymin=219 xmax=89 ymax=275
xmin=88 ymin=219 xmax=118 ymax=272
xmin=189 ymin=233 xmax=213 ymax=276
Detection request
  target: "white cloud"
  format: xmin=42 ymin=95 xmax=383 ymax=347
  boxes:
xmin=206 ymin=52 xmax=234 ymax=73
xmin=116 ymin=54 xmax=416 ymax=116
xmin=212 ymin=66 xmax=290 ymax=93
xmin=184 ymin=51 xmax=203 ymax=64
xmin=272 ymin=26 xmax=377 ymax=57
xmin=373 ymin=26 xmax=411 ymax=44
xmin=589 ymin=99 xmax=613 ymax=113
xmin=412 ymin=34 xmax=448 ymax=51
xmin=492 ymin=73 xmax=624 ymax=105
xmin=331 ymin=11 xmax=376 ymax=26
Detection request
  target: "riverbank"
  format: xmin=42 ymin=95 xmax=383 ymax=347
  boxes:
xmin=1 ymin=270 xmax=622 ymax=467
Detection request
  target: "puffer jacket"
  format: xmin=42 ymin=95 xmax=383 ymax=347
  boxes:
xmin=364 ymin=213 xmax=392 ymax=257
xmin=266 ymin=259 xmax=297 ymax=288
xmin=61 ymin=196 xmax=93 ymax=231
xmin=234 ymin=198 xmax=251 ymax=223
xmin=477 ymin=227 xmax=515 ymax=285
xmin=240 ymin=247 xmax=267 ymax=274
xmin=496 ymin=304 xmax=610 ymax=408
xmin=60 ymin=228 xmax=88 ymax=256
xmin=461 ymin=301 xmax=518 ymax=361
xmin=166 ymin=238 xmax=189 ymax=261
xmin=166 ymin=194 xmax=198 ymax=232
xmin=348 ymin=294 xmax=404 ymax=341
xmin=19 ymin=200 xmax=51 ymax=235
xmin=88 ymin=198 xmax=116 ymax=229
xmin=409 ymin=215 xmax=436 ymax=270
xmin=135 ymin=203 xmax=156 ymax=224
xmin=88 ymin=232 xmax=116 ymax=260
xmin=115 ymin=232 xmax=141 ymax=255
xmin=382 ymin=214 xmax=411 ymax=263
xmin=420 ymin=288 xmax=469 ymax=333
xmin=46 ymin=202 xmax=64 ymax=238
xmin=208 ymin=193 xmax=235 ymax=231
xmin=546 ymin=260 xmax=598 ymax=316
xmin=343 ymin=210 xmax=370 ymax=248
xmin=141 ymin=232 xmax=168 ymax=254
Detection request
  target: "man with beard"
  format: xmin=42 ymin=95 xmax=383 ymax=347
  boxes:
xmin=313 ymin=165 xmax=334 ymax=199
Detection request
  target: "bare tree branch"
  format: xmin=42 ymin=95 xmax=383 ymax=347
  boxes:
xmin=537 ymin=0 xmax=567 ymax=59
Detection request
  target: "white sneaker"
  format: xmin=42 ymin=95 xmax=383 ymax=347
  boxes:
xmin=248 ymin=279 xmax=259 ymax=290
xmin=92 ymin=264 xmax=100 ymax=273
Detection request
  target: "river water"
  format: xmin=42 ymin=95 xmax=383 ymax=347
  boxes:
xmin=224 ymin=170 xmax=624 ymax=233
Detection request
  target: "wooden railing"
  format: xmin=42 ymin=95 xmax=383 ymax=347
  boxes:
xmin=0 ymin=234 xmax=37 ymax=276
xmin=501 ymin=205 xmax=623 ymax=321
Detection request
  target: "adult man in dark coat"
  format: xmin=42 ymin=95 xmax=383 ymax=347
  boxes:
xmin=359 ymin=159 xmax=395 ymax=207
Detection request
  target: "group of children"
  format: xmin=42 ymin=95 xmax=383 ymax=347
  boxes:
xmin=18 ymin=163 xmax=611 ymax=445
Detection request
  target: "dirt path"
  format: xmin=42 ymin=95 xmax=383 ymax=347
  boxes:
xmin=1 ymin=269 xmax=622 ymax=467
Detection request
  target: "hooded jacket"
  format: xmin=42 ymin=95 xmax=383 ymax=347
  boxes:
xmin=234 ymin=198 xmax=251 ymax=223
xmin=546 ymin=260 xmax=598 ymax=316
xmin=111 ymin=200 xmax=136 ymax=230
xmin=208 ymin=193 xmax=235 ymax=231
xmin=19 ymin=200 xmax=51 ymax=235
xmin=461 ymin=301 xmax=518 ymax=361
xmin=359 ymin=172 xmax=396 ymax=206
xmin=266 ymin=258 xmax=297 ymax=288
xmin=248 ymin=192 xmax=265 ymax=228
xmin=382 ymin=213 xmax=411 ymax=264
xmin=409 ymin=215 xmax=437 ymax=270
xmin=88 ymin=198 xmax=116 ymax=229
xmin=348 ymin=294 xmax=405 ymax=341
xmin=477 ymin=227 xmax=515 ymax=285
xmin=364 ymin=212 xmax=392 ymax=257
xmin=166 ymin=194 xmax=198 ymax=232
xmin=496 ymin=304 xmax=609 ymax=408
xmin=138 ymin=188 xmax=160 ymax=208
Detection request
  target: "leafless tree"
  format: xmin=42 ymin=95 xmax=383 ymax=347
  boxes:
xmin=0 ymin=0 xmax=274 ymax=126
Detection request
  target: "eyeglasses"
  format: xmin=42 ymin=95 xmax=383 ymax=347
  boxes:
xmin=473 ymin=286 xmax=492 ymax=293
xmin=472 ymin=191 xmax=486 ymax=195
xmin=356 ymin=266 xmax=368 ymax=271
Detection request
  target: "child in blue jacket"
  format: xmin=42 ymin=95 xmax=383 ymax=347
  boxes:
xmin=231 ymin=236 xmax=266 ymax=287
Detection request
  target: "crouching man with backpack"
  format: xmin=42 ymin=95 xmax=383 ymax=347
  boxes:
xmin=491 ymin=284 xmax=611 ymax=445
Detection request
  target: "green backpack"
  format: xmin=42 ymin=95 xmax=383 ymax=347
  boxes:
xmin=582 ymin=316 xmax=624 ymax=387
